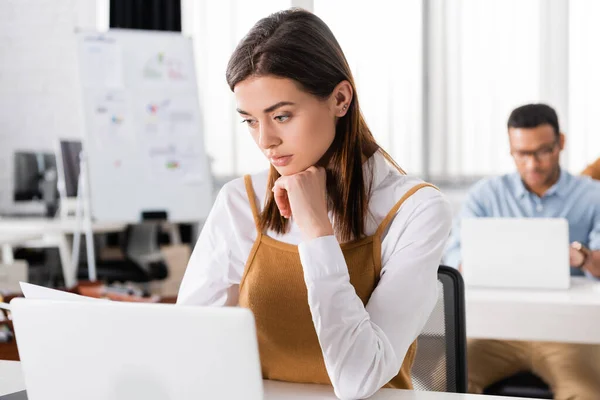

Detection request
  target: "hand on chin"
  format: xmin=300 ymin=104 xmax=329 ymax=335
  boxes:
xmin=272 ymin=166 xmax=333 ymax=241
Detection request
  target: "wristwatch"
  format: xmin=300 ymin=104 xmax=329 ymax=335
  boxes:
xmin=571 ymin=241 xmax=589 ymax=268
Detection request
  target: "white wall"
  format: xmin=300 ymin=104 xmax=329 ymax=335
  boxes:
xmin=0 ymin=0 xmax=103 ymax=212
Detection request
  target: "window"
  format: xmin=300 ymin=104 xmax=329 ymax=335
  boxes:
xmin=569 ymin=0 xmax=600 ymax=173
xmin=314 ymin=0 xmax=424 ymax=175
xmin=429 ymin=0 xmax=543 ymax=178
xmin=110 ymin=0 xmax=181 ymax=31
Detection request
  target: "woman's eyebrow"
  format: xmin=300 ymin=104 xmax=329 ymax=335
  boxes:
xmin=236 ymin=101 xmax=296 ymax=116
xmin=263 ymin=101 xmax=295 ymax=113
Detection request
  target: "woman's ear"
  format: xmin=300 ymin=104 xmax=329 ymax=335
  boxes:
xmin=330 ymin=80 xmax=353 ymax=117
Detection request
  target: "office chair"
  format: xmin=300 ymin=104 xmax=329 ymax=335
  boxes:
xmin=411 ymin=265 xmax=467 ymax=393
xmin=76 ymin=225 xmax=168 ymax=285
xmin=484 ymin=372 xmax=553 ymax=398
xmin=417 ymin=266 xmax=552 ymax=398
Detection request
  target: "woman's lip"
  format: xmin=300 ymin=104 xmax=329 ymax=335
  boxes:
xmin=270 ymin=155 xmax=293 ymax=167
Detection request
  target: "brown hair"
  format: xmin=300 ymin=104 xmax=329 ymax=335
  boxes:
xmin=226 ymin=8 xmax=403 ymax=242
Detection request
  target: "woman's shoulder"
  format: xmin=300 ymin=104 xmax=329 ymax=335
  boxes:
xmin=207 ymin=170 xmax=271 ymax=244
xmin=376 ymin=172 xmax=447 ymax=209
xmin=369 ymin=171 xmax=451 ymax=232
xmin=217 ymin=169 xmax=270 ymax=211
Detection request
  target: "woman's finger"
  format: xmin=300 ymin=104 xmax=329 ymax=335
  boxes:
xmin=273 ymin=182 xmax=291 ymax=218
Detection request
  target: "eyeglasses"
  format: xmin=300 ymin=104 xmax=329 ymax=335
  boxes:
xmin=510 ymin=141 xmax=559 ymax=163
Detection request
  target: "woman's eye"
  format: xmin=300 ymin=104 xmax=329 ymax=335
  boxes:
xmin=274 ymin=115 xmax=289 ymax=123
xmin=241 ymin=119 xmax=257 ymax=127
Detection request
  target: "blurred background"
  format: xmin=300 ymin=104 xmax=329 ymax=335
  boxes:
xmin=0 ymin=0 xmax=598 ymax=289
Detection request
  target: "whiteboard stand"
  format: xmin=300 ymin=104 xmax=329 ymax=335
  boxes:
xmin=58 ymin=199 xmax=78 ymax=219
xmin=70 ymin=151 xmax=97 ymax=283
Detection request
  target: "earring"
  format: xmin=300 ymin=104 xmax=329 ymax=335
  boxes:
xmin=343 ymin=104 xmax=348 ymax=110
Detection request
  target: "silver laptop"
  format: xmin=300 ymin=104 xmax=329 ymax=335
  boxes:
xmin=10 ymin=298 xmax=263 ymax=400
xmin=461 ymin=218 xmax=570 ymax=290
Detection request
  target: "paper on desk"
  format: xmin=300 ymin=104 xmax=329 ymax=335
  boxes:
xmin=19 ymin=282 xmax=104 ymax=302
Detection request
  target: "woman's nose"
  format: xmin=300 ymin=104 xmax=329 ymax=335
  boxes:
xmin=258 ymin=123 xmax=280 ymax=149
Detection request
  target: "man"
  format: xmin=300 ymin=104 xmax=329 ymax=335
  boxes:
xmin=444 ymin=104 xmax=600 ymax=400
xmin=582 ymin=158 xmax=600 ymax=180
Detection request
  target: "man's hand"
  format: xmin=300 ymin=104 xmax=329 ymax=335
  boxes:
xmin=570 ymin=242 xmax=588 ymax=268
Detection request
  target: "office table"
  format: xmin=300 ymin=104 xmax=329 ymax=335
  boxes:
xmin=0 ymin=218 xmax=126 ymax=288
xmin=0 ymin=360 xmax=528 ymax=399
xmin=1 ymin=234 xmax=43 ymax=264
xmin=0 ymin=361 xmax=26 ymax=397
xmin=0 ymin=218 xmax=185 ymax=288
xmin=466 ymin=277 xmax=600 ymax=344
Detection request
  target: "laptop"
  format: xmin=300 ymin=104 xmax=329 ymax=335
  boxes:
xmin=10 ymin=298 xmax=263 ymax=400
xmin=461 ymin=218 xmax=571 ymax=290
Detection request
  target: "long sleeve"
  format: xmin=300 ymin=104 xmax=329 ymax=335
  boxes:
xmin=177 ymin=182 xmax=250 ymax=306
xmin=584 ymin=199 xmax=600 ymax=281
xmin=443 ymin=185 xmax=489 ymax=269
xmin=298 ymin=193 xmax=452 ymax=399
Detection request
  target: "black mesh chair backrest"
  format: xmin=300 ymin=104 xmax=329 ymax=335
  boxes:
xmin=411 ymin=265 xmax=467 ymax=393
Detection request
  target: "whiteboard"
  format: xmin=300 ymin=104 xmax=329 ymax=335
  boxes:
xmin=76 ymin=29 xmax=212 ymax=223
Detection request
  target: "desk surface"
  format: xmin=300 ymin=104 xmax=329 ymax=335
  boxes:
xmin=467 ymin=276 xmax=600 ymax=305
xmin=0 ymin=360 xmax=526 ymax=399
xmin=0 ymin=361 xmax=26 ymax=397
xmin=0 ymin=218 xmax=126 ymax=235
xmin=263 ymin=380 xmax=526 ymax=399
xmin=0 ymin=233 xmax=43 ymax=247
xmin=466 ymin=277 xmax=600 ymax=344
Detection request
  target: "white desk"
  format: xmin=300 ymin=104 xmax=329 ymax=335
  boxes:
xmin=0 ymin=218 xmax=184 ymax=288
xmin=0 ymin=218 xmax=126 ymax=288
xmin=0 ymin=361 xmax=26 ymax=397
xmin=0 ymin=360 xmax=527 ymax=399
xmin=466 ymin=277 xmax=600 ymax=344
xmin=1 ymin=233 xmax=44 ymax=264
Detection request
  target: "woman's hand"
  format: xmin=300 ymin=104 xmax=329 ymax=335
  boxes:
xmin=273 ymin=166 xmax=334 ymax=241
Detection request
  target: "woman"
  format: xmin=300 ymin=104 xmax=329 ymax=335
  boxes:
xmin=177 ymin=8 xmax=452 ymax=399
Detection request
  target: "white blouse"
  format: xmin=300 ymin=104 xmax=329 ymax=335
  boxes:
xmin=177 ymin=151 xmax=453 ymax=399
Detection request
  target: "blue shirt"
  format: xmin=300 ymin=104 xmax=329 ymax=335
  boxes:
xmin=444 ymin=170 xmax=600 ymax=278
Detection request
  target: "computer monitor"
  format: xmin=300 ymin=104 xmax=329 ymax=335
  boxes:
xmin=10 ymin=151 xmax=58 ymax=217
xmin=13 ymin=152 xmax=56 ymax=201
